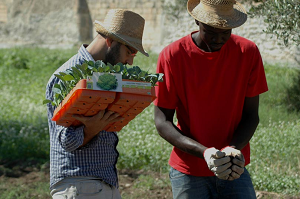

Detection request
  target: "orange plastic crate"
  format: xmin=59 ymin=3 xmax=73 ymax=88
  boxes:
xmin=52 ymin=79 xmax=156 ymax=131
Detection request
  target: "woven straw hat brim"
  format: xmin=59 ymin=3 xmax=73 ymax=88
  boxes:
xmin=95 ymin=21 xmax=149 ymax=57
xmin=187 ymin=0 xmax=247 ymax=29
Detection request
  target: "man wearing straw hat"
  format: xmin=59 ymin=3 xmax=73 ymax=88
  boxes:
xmin=154 ymin=0 xmax=268 ymax=198
xmin=46 ymin=9 xmax=148 ymax=198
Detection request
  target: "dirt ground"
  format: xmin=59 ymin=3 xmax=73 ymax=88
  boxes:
xmin=0 ymin=164 xmax=299 ymax=199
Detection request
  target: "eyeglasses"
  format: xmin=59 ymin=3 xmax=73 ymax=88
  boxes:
xmin=124 ymin=45 xmax=138 ymax=57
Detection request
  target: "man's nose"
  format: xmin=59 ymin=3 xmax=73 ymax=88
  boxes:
xmin=125 ymin=56 xmax=134 ymax=65
xmin=213 ymin=34 xmax=223 ymax=43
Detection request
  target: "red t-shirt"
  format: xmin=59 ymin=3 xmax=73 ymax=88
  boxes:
xmin=154 ymin=32 xmax=268 ymax=176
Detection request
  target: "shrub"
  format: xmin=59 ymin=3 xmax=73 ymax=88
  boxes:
xmin=3 ymin=51 xmax=29 ymax=69
xmin=286 ymin=69 xmax=300 ymax=112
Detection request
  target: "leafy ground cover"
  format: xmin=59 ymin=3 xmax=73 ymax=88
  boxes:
xmin=0 ymin=48 xmax=299 ymax=198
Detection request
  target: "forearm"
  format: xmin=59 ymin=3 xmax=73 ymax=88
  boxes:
xmin=157 ymin=120 xmax=206 ymax=158
xmin=230 ymin=114 xmax=259 ymax=150
xmin=57 ymin=125 xmax=85 ymax=151
xmin=80 ymin=127 xmax=100 ymax=147
xmin=154 ymin=106 xmax=207 ymax=159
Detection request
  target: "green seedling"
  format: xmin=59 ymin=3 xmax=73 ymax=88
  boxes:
xmin=43 ymin=60 xmax=164 ymax=107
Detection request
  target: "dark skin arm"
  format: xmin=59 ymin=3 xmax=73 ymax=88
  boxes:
xmin=230 ymin=95 xmax=260 ymax=150
xmin=154 ymin=106 xmax=207 ymax=159
xmin=154 ymin=95 xmax=260 ymax=159
xmin=227 ymin=95 xmax=260 ymax=180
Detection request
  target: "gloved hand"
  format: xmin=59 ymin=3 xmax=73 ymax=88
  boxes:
xmin=221 ymin=146 xmax=245 ymax=181
xmin=203 ymin=147 xmax=232 ymax=180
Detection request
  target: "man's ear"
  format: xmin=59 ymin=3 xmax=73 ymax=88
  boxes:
xmin=105 ymin=37 xmax=114 ymax=48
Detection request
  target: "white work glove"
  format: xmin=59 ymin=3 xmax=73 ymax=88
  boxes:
xmin=203 ymin=147 xmax=232 ymax=180
xmin=221 ymin=146 xmax=245 ymax=181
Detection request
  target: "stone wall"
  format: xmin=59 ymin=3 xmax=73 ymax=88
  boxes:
xmin=0 ymin=0 xmax=298 ymax=66
xmin=0 ymin=0 xmax=93 ymax=48
xmin=0 ymin=0 xmax=7 ymax=23
xmin=160 ymin=6 xmax=299 ymax=67
xmin=86 ymin=0 xmax=163 ymax=50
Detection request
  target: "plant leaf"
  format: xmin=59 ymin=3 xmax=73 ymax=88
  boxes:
xmin=72 ymin=67 xmax=83 ymax=79
xmin=53 ymin=87 xmax=61 ymax=95
xmin=113 ymin=64 xmax=121 ymax=72
xmin=43 ymin=99 xmax=52 ymax=104
xmin=82 ymin=63 xmax=88 ymax=70
xmin=54 ymin=83 xmax=61 ymax=89
xmin=98 ymin=67 xmax=104 ymax=72
xmin=87 ymin=61 xmax=94 ymax=67
xmin=59 ymin=72 xmax=67 ymax=76
xmin=104 ymin=66 xmax=110 ymax=72
xmin=63 ymin=74 xmax=75 ymax=81
xmin=54 ymin=74 xmax=64 ymax=81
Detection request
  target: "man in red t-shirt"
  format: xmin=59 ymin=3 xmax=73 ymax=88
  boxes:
xmin=154 ymin=0 xmax=268 ymax=198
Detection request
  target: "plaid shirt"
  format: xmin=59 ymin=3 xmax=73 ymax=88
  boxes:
xmin=46 ymin=45 xmax=119 ymax=189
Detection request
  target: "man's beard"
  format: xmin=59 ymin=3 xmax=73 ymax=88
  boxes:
xmin=104 ymin=42 xmax=122 ymax=65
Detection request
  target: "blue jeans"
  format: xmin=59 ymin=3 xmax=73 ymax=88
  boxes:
xmin=169 ymin=167 xmax=256 ymax=199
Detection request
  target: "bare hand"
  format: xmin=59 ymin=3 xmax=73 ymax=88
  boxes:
xmin=72 ymin=110 xmax=124 ymax=146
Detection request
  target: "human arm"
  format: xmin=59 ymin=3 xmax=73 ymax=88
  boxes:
xmin=230 ymin=95 xmax=260 ymax=150
xmin=72 ymin=110 xmax=123 ymax=147
xmin=221 ymin=95 xmax=260 ymax=180
xmin=46 ymin=76 xmax=123 ymax=151
xmin=154 ymin=106 xmax=207 ymax=158
xmin=154 ymin=106 xmax=232 ymax=179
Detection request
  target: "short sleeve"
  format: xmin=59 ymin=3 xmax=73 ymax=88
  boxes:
xmin=246 ymin=46 xmax=268 ymax=97
xmin=153 ymin=50 xmax=178 ymax=109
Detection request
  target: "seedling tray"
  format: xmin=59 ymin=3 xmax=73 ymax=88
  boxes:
xmin=52 ymin=79 xmax=156 ymax=131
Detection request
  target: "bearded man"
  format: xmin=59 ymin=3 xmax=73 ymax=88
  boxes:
xmin=46 ymin=9 xmax=148 ymax=199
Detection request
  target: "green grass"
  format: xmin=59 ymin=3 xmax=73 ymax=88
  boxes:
xmin=0 ymin=48 xmax=299 ymax=197
xmin=0 ymin=47 xmax=76 ymax=163
xmin=0 ymin=173 xmax=50 ymax=199
xmin=259 ymin=64 xmax=300 ymax=126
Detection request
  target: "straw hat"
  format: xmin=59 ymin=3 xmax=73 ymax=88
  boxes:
xmin=187 ymin=0 xmax=247 ymax=29
xmin=94 ymin=9 xmax=149 ymax=57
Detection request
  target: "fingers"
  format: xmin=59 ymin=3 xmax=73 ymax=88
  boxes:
xmin=72 ymin=114 xmax=87 ymax=123
xmin=232 ymin=157 xmax=245 ymax=168
xmin=109 ymin=116 xmax=125 ymax=123
xmin=73 ymin=110 xmax=121 ymax=123
xmin=213 ymin=156 xmax=231 ymax=167
xmin=212 ymin=162 xmax=232 ymax=180
xmin=231 ymin=164 xmax=244 ymax=175
xmin=92 ymin=109 xmax=105 ymax=119
xmin=221 ymin=146 xmax=241 ymax=157
xmin=228 ymin=170 xmax=242 ymax=180
xmin=72 ymin=110 xmax=107 ymax=123
xmin=204 ymin=147 xmax=245 ymax=182
xmin=215 ymin=150 xmax=226 ymax=158
xmin=216 ymin=165 xmax=243 ymax=181
xmin=100 ymin=110 xmax=116 ymax=121
xmin=216 ymin=170 xmax=231 ymax=180
xmin=212 ymin=161 xmax=231 ymax=173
